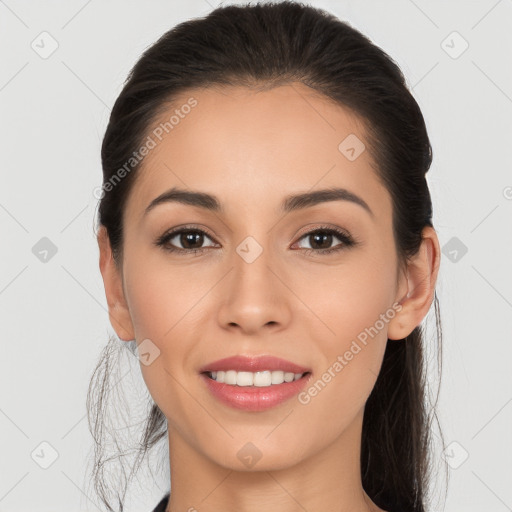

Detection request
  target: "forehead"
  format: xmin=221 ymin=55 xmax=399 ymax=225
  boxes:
xmin=124 ymin=82 xmax=392 ymax=224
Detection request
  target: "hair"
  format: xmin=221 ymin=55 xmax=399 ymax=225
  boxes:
xmin=87 ymin=2 xmax=447 ymax=511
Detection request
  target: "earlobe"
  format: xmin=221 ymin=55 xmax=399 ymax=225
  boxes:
xmin=97 ymin=226 xmax=135 ymax=341
xmin=388 ymin=226 xmax=441 ymax=341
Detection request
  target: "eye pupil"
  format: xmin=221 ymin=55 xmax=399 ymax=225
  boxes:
xmin=182 ymin=231 xmax=203 ymax=249
xmin=311 ymin=233 xmax=332 ymax=249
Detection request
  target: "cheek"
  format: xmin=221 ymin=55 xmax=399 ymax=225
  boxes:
xmin=121 ymin=249 xmax=210 ymax=403
xmin=122 ymin=245 xmax=205 ymax=340
xmin=123 ymin=259 xmax=202 ymax=422
xmin=296 ymin=290 xmax=392 ymax=442
xmin=294 ymin=248 xmax=396 ymax=411
xmin=298 ymin=247 xmax=397 ymax=347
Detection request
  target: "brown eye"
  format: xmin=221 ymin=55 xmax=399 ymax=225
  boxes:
xmin=295 ymin=226 xmax=356 ymax=256
xmin=305 ymin=231 xmax=335 ymax=250
xmin=154 ymin=225 xmax=357 ymax=257
xmin=176 ymin=230 xmax=206 ymax=250
xmin=155 ymin=227 xmax=217 ymax=254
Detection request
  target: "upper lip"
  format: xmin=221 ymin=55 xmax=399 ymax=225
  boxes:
xmin=199 ymin=355 xmax=311 ymax=374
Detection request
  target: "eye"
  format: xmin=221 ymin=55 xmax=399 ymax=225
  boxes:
xmin=154 ymin=226 xmax=218 ymax=255
xmin=154 ymin=224 xmax=357 ymax=256
xmin=293 ymin=226 xmax=356 ymax=256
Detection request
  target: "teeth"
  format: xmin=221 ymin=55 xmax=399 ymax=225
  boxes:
xmin=209 ymin=370 xmax=305 ymax=386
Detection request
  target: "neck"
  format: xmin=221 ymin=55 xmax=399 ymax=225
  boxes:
xmin=165 ymin=408 xmax=385 ymax=512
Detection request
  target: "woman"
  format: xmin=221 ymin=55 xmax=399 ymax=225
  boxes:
xmin=88 ymin=2 xmax=445 ymax=511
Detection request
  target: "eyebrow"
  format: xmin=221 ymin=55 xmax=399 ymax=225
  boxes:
xmin=144 ymin=186 xmax=374 ymax=218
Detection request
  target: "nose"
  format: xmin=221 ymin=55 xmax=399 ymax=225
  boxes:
xmin=216 ymin=240 xmax=292 ymax=335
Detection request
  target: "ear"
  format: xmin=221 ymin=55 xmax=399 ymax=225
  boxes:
xmin=387 ymin=226 xmax=441 ymax=340
xmin=97 ymin=225 xmax=135 ymax=341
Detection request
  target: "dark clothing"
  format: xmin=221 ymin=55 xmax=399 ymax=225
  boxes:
xmin=151 ymin=492 xmax=170 ymax=512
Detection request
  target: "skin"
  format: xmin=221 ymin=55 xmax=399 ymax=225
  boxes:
xmin=98 ymin=82 xmax=441 ymax=512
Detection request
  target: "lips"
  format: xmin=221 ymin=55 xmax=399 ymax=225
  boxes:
xmin=199 ymin=355 xmax=311 ymax=374
xmin=200 ymin=370 xmax=312 ymax=411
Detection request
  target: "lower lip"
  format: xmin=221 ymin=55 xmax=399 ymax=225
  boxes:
xmin=200 ymin=372 xmax=312 ymax=412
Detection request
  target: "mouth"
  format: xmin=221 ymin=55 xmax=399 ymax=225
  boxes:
xmin=199 ymin=370 xmax=313 ymax=411
xmin=198 ymin=355 xmax=312 ymax=410
xmin=202 ymin=370 xmax=312 ymax=387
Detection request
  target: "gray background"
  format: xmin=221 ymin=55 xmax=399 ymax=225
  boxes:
xmin=1 ymin=0 xmax=511 ymax=511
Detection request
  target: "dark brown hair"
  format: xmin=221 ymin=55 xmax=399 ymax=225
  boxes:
xmin=88 ymin=2 xmax=446 ymax=511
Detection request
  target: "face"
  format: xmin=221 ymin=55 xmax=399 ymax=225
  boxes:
xmin=109 ymin=82 xmax=411 ymax=471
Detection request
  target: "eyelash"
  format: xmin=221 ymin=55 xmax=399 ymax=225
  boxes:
xmin=154 ymin=224 xmax=357 ymax=257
